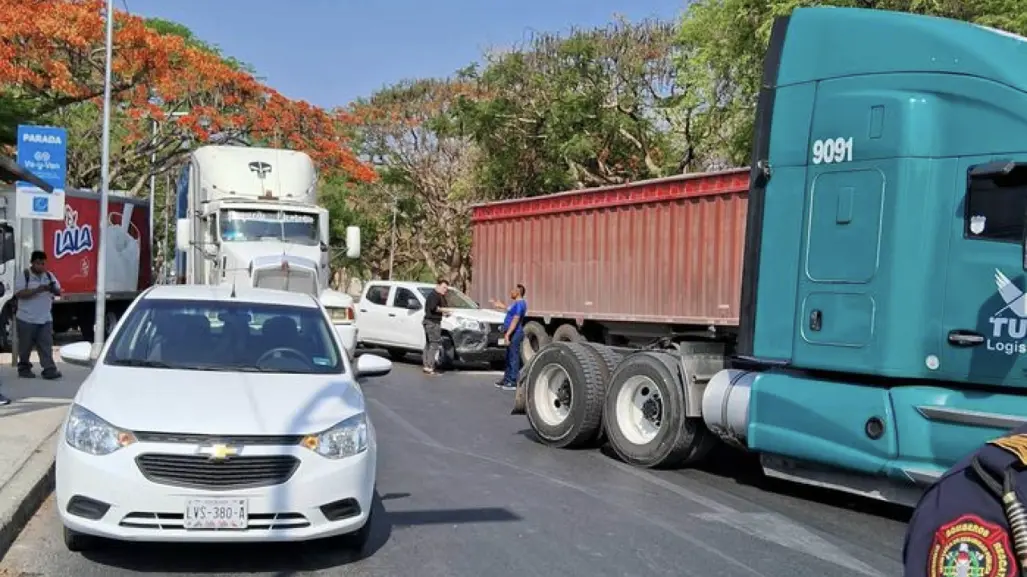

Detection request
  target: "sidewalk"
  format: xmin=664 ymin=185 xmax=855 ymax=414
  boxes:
xmin=0 ymin=349 xmax=91 ymax=560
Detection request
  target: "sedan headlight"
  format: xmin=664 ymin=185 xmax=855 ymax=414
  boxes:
xmin=455 ymin=317 xmax=484 ymax=332
xmin=65 ymin=404 xmax=136 ymax=456
xmin=301 ymin=413 xmax=368 ymax=459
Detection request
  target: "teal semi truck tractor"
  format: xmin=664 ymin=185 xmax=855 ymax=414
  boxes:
xmin=474 ymin=7 xmax=1027 ymax=507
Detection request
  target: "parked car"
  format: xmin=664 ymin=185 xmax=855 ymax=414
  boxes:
xmin=355 ymin=280 xmax=508 ymax=369
xmin=55 ymin=284 xmax=392 ymax=551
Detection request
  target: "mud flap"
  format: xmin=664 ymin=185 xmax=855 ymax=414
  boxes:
xmin=511 ymin=351 xmax=540 ymax=415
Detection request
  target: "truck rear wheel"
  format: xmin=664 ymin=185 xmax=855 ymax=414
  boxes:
xmin=604 ymin=352 xmax=714 ymax=469
xmin=581 ymin=343 xmax=624 ymax=445
xmin=521 ymin=321 xmax=550 ymax=364
xmin=552 ymin=323 xmax=584 ymax=343
xmin=525 ymin=342 xmax=605 ymax=448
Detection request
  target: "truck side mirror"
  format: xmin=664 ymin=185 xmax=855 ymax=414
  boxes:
xmin=176 ymin=218 xmax=191 ymax=252
xmin=0 ymin=224 xmax=14 ymax=263
xmin=345 ymin=226 xmax=361 ymax=259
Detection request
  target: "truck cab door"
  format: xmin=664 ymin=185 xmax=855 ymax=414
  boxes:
xmin=938 ymin=157 xmax=1027 ymax=389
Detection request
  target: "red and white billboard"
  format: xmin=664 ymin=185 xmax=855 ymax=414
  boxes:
xmin=42 ymin=193 xmax=152 ymax=296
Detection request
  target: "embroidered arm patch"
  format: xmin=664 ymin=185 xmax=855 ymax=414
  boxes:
xmin=928 ymin=514 xmax=1015 ymax=577
xmin=990 ymin=434 xmax=1027 ymax=466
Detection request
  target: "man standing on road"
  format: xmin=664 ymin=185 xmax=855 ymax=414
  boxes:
xmin=14 ymin=251 xmax=62 ymax=381
xmin=491 ymin=284 xmax=527 ymax=391
xmin=422 ymin=278 xmax=448 ymax=375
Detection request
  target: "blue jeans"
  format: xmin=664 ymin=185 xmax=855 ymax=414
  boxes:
xmin=503 ymin=331 xmax=524 ymax=385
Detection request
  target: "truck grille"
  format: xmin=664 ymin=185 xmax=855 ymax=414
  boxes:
xmin=135 ymin=454 xmax=300 ymax=490
xmin=252 ymin=268 xmax=316 ymax=296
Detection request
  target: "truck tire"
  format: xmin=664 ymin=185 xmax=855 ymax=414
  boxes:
xmin=525 ymin=342 xmax=605 ymax=449
xmin=582 ymin=343 xmax=624 ymax=445
xmin=80 ymin=310 xmax=119 ymax=344
xmin=552 ymin=323 xmax=584 ymax=343
xmin=603 ymin=351 xmax=714 ymax=469
xmin=521 ymin=321 xmax=550 ymax=364
xmin=0 ymin=305 xmax=12 ymax=352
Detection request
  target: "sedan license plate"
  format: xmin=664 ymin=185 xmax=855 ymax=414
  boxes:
xmin=184 ymin=499 xmax=248 ymax=530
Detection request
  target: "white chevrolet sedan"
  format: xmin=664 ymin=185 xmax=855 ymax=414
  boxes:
xmin=55 ymin=285 xmax=392 ymax=553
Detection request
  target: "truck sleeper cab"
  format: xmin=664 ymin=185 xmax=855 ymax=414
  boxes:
xmin=509 ymin=7 xmax=1027 ymax=508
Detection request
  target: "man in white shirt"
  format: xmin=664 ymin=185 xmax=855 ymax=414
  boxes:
xmin=13 ymin=251 xmax=62 ymax=380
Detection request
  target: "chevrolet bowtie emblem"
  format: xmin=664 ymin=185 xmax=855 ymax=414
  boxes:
xmin=198 ymin=443 xmax=239 ymax=461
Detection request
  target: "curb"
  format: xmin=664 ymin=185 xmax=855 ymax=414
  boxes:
xmin=0 ymin=427 xmax=59 ymax=561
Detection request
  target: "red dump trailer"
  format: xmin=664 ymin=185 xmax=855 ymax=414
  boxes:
xmin=469 ymin=168 xmax=750 ymax=361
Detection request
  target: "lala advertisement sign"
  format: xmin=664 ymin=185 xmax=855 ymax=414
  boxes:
xmin=42 ymin=195 xmax=152 ymax=295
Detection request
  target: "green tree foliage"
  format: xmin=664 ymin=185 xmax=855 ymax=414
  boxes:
xmin=455 ymin=19 xmax=683 ymax=200
xmin=674 ymin=0 xmax=1027 ymax=166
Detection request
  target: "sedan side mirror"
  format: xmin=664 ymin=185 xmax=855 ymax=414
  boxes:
xmin=356 ymin=353 xmax=391 ymax=378
xmin=59 ymin=341 xmax=95 ymax=367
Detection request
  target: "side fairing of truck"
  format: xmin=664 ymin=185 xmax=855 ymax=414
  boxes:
xmin=740 ymin=7 xmax=1027 ymax=389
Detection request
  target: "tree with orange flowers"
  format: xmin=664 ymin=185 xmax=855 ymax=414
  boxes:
xmin=0 ymin=0 xmax=374 ymax=193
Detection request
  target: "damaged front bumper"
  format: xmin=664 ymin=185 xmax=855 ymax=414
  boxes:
xmin=451 ymin=325 xmax=507 ymax=364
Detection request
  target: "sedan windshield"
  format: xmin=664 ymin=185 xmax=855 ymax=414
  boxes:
xmin=417 ymin=287 xmax=478 ymax=309
xmin=103 ymin=299 xmax=343 ymax=374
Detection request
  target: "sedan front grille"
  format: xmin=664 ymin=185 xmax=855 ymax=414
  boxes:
xmin=135 ymin=454 xmax=300 ymax=490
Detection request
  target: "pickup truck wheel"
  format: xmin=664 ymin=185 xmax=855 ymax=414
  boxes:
xmin=604 ymin=352 xmax=713 ymax=469
xmin=552 ymin=323 xmax=584 ymax=343
xmin=525 ymin=342 xmax=605 ymax=449
xmin=435 ymin=336 xmax=456 ymax=370
xmin=521 ymin=321 xmax=550 ymax=364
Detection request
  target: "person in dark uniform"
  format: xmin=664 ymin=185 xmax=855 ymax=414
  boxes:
xmin=903 ymin=424 xmax=1027 ymax=576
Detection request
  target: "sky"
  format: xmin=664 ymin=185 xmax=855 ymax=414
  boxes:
xmin=123 ymin=0 xmax=687 ymax=110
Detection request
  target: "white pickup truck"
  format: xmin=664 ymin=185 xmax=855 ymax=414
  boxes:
xmin=355 ymin=280 xmax=510 ymax=369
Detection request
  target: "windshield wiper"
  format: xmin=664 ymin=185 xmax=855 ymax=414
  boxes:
xmin=108 ymin=359 xmax=174 ymax=368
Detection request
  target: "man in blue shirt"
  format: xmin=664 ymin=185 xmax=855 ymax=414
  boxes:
xmin=491 ymin=284 xmax=527 ymax=391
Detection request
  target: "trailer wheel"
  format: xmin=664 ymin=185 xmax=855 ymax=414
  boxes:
xmin=604 ymin=351 xmax=712 ymax=469
xmin=552 ymin=323 xmax=584 ymax=343
xmin=525 ymin=342 xmax=605 ymax=448
xmin=583 ymin=343 xmax=624 ymax=445
xmin=521 ymin=321 xmax=550 ymax=364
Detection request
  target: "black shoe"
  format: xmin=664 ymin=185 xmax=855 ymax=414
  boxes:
xmin=0 ymin=394 xmax=10 ymax=406
xmin=42 ymin=371 xmax=62 ymax=380
xmin=18 ymin=371 xmax=35 ymax=379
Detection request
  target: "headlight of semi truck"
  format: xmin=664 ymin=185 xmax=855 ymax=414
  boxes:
xmin=301 ymin=413 xmax=368 ymax=459
xmin=65 ymin=404 xmax=137 ymax=456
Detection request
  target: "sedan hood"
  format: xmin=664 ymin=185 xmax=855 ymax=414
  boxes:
xmin=75 ymin=366 xmax=365 ymax=436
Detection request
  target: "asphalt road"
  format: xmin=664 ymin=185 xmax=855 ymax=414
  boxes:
xmin=0 ymin=360 xmax=910 ymax=577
